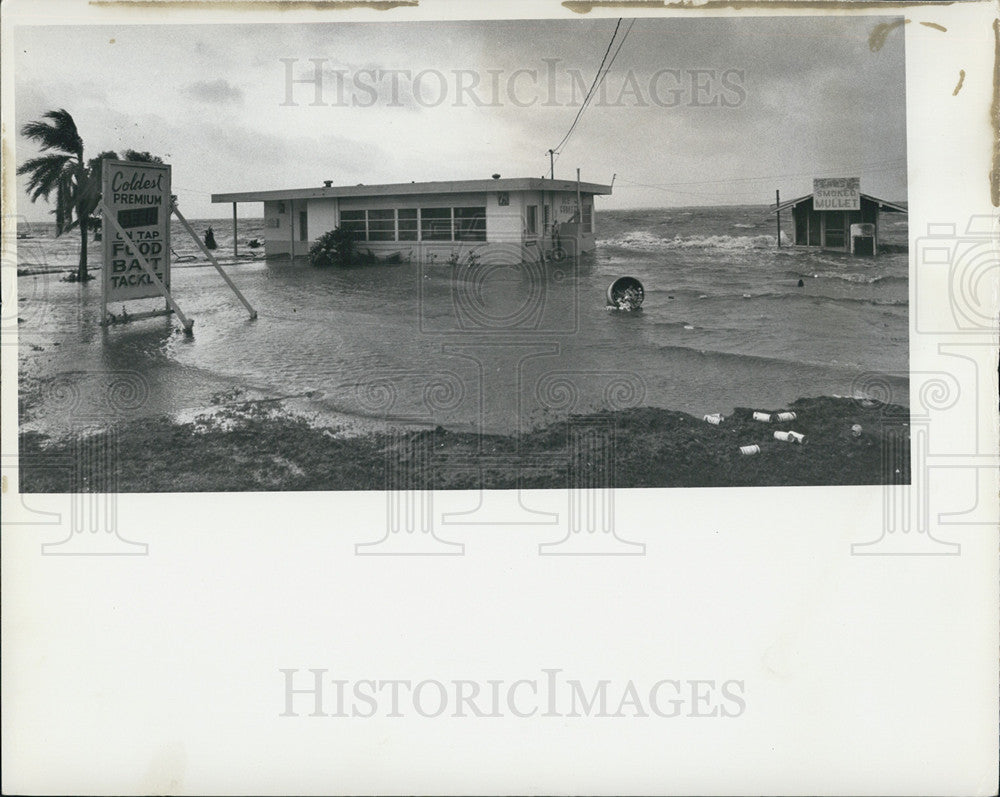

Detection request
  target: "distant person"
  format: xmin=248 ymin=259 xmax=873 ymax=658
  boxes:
xmin=797 ymin=278 xmax=804 ymax=287
xmin=204 ymin=226 xmax=217 ymax=250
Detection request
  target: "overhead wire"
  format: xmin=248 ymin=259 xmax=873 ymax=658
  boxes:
xmin=549 ymin=18 xmax=639 ymax=171
xmin=554 ymin=21 xmax=637 ymax=169
xmin=554 ymin=17 xmax=636 ymax=166
xmin=550 ymin=18 xmax=622 ymax=157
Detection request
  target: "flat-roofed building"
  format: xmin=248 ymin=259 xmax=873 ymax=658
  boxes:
xmin=212 ymin=176 xmax=612 ymax=264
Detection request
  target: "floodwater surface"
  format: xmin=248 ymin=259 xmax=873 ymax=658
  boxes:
xmin=16 ymin=206 xmax=909 ymax=437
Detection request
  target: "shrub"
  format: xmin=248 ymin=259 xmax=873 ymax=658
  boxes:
xmin=309 ymin=227 xmax=356 ymax=267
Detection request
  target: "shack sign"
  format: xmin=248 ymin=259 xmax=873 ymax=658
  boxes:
xmin=102 ymin=159 xmax=171 ymax=302
xmin=813 ymin=177 xmax=860 ymax=211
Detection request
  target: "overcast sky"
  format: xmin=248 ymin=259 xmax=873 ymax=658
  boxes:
xmin=14 ymin=16 xmax=907 ymax=221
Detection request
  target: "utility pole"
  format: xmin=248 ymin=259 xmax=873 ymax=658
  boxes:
xmin=549 ymin=149 xmax=555 ymax=180
xmin=576 ymin=168 xmax=582 ymax=221
xmin=775 ymin=189 xmax=781 ymax=248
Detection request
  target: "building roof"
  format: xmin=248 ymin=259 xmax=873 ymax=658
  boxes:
xmin=773 ymin=192 xmax=908 ymax=214
xmin=212 ymin=177 xmax=613 ymax=204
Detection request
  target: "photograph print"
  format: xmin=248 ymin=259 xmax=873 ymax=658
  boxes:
xmin=13 ymin=14 xmax=910 ymax=492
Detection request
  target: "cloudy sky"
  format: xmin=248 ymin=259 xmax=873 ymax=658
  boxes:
xmin=13 ymin=15 xmax=907 ymax=221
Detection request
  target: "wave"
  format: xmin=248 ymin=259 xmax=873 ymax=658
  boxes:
xmin=598 ymin=230 xmax=792 ymax=251
xmin=647 ymin=340 xmax=907 ymax=377
xmin=650 ymin=291 xmax=908 ymax=308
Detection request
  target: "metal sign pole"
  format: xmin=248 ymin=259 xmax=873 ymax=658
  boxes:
xmin=100 ymin=250 xmax=108 ymax=324
xmin=100 ymin=202 xmax=194 ymax=334
xmin=171 ymin=202 xmax=258 ymax=320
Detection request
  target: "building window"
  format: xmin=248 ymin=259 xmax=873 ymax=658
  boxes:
xmin=497 ymin=192 xmax=509 ymax=206
xmin=398 ymin=209 xmax=418 ymax=241
xmin=526 ymin=205 xmax=537 ymax=235
xmin=367 ymin=209 xmax=395 ymax=241
xmin=582 ymin=204 xmax=593 ymax=234
xmin=543 ymin=204 xmax=550 ymax=232
xmin=336 ymin=205 xmax=485 ymax=242
xmin=421 ymin=207 xmax=452 ymax=241
xmin=340 ymin=209 xmax=366 ymax=240
xmin=454 ymin=206 xmax=486 ymax=242
xmin=278 ymin=202 xmax=286 ymax=214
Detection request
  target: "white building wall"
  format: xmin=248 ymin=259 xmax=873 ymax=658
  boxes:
xmin=260 ymin=188 xmax=601 ymax=263
xmin=339 ymin=191 xmax=487 ymax=211
xmin=486 ymin=190 xmax=525 ymax=244
xmin=263 ymin=200 xmax=293 ymax=258
xmin=307 ymin=198 xmax=339 ymax=242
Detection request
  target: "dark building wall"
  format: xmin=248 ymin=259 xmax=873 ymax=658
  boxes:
xmin=790 ymin=196 xmax=880 ymax=251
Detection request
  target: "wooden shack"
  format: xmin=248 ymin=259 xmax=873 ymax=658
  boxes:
xmin=774 ymin=191 xmax=907 ymax=256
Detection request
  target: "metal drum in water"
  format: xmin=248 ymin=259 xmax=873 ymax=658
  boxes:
xmin=606 ymin=276 xmax=645 ymax=310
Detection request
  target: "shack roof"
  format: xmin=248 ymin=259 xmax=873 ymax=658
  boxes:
xmin=212 ymin=177 xmax=613 ymax=204
xmin=773 ymin=192 xmax=908 ymax=214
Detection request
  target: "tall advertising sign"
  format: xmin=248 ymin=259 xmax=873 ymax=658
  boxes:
xmin=102 ymin=159 xmax=171 ymax=302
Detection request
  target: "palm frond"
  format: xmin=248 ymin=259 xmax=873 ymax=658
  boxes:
xmin=16 ymin=153 xmax=72 ymax=202
xmin=20 ymin=109 xmax=83 ymax=157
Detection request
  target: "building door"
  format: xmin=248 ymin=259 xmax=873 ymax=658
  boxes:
xmin=299 ymin=210 xmax=308 ymax=242
xmin=526 ymin=205 xmax=537 ymax=236
xmin=823 ymin=212 xmax=846 ymax=250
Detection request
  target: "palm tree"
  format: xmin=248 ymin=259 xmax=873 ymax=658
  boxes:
xmin=17 ymin=109 xmax=91 ymax=281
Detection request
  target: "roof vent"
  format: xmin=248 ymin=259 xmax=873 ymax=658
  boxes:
xmin=492 ymin=173 xmax=501 ymax=180
xmin=323 ymin=180 xmax=333 ymax=187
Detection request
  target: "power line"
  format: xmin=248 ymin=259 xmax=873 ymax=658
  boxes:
xmin=614 ymin=162 xmax=907 ymax=199
xmin=557 ymin=20 xmax=637 ymax=164
xmin=550 ymin=18 xmax=623 ymax=159
xmin=615 ymin=159 xmax=906 ymax=189
xmin=553 ymin=19 xmax=636 ymax=170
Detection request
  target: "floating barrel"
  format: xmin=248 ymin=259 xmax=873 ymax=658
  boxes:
xmin=606 ymin=276 xmax=645 ymax=310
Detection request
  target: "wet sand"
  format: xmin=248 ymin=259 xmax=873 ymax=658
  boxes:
xmin=18 ymin=395 xmax=909 ymax=492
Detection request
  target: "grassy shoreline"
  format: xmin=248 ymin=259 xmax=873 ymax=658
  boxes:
xmin=18 ymin=396 xmax=910 ymax=492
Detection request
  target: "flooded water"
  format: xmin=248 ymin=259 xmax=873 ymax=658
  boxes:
xmin=15 ymin=206 xmax=909 ymax=437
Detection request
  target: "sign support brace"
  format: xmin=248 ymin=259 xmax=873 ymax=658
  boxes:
xmin=171 ymin=201 xmax=258 ymax=320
